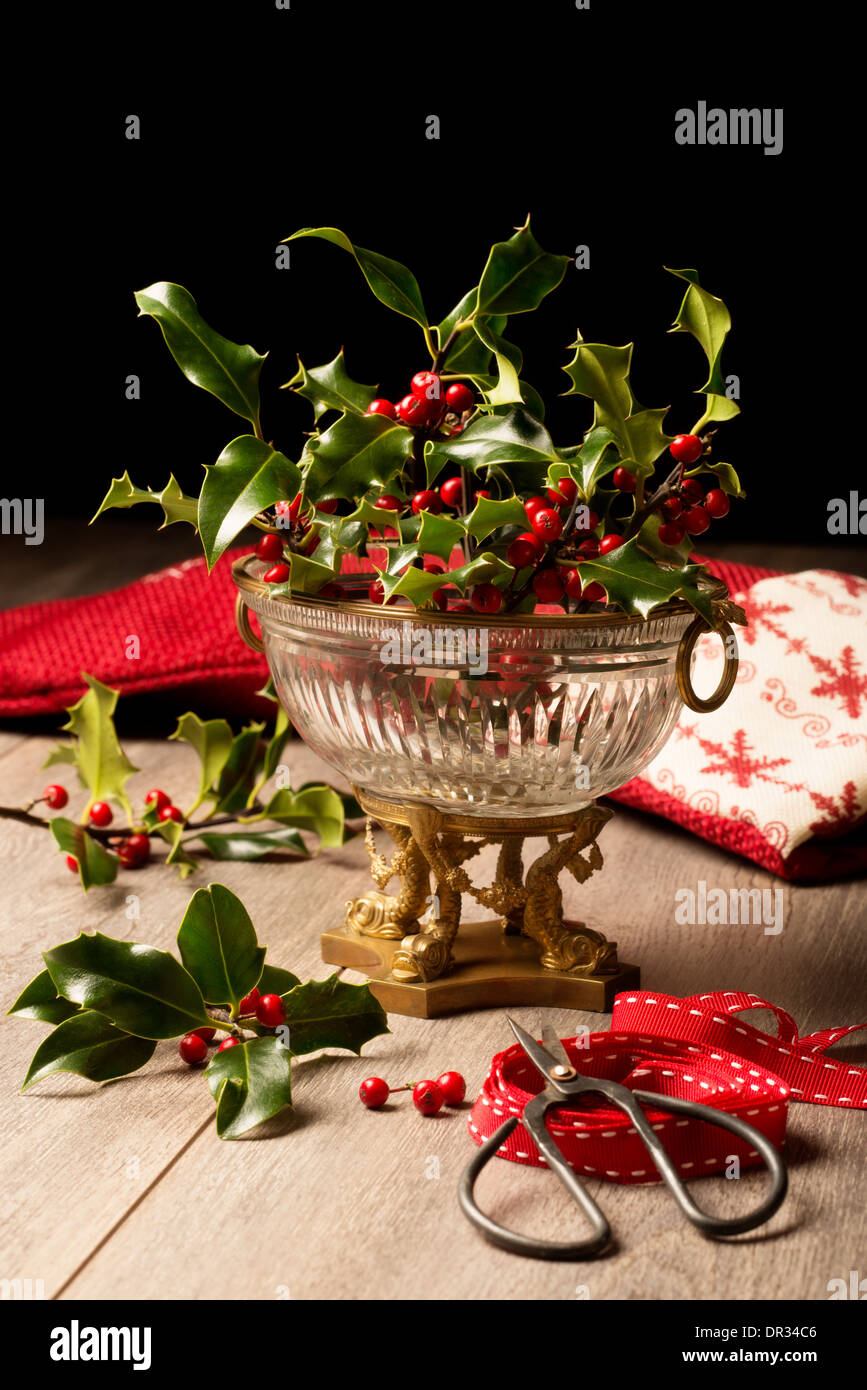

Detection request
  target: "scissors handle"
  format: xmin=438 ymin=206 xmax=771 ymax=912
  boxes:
xmin=458 ymin=1112 xmax=612 ymax=1260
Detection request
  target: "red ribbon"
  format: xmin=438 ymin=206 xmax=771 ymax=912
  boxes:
xmin=468 ymin=992 xmax=865 ymax=1187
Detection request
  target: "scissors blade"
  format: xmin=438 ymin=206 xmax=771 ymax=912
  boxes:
xmin=540 ymin=1022 xmax=572 ymax=1070
xmin=506 ymin=1017 xmax=563 ymax=1082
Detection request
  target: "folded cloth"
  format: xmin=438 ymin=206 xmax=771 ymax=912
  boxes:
xmin=1 ymin=549 xmax=864 ymax=880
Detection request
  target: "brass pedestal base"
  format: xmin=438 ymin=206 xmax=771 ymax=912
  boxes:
xmin=332 ymin=790 xmax=638 ymax=1017
xmin=322 ymin=917 xmax=640 ymax=1018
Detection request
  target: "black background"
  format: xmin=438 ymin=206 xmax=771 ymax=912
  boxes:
xmin=29 ymin=3 xmax=858 ymax=549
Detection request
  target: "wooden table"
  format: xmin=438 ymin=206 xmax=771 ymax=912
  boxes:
xmin=1 ymin=526 xmax=865 ymax=1301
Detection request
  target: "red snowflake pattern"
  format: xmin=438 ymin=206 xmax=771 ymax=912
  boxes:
xmin=694 ymin=728 xmax=804 ymax=792
xmin=817 ymin=570 xmax=867 ymax=599
xmin=734 ymin=592 xmax=794 ymax=647
xmin=808 ymin=645 xmax=867 ymax=719
xmin=808 ymin=781 xmax=865 ymax=839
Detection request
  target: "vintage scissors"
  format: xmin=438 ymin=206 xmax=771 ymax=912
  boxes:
xmin=459 ymin=1017 xmax=788 ymax=1260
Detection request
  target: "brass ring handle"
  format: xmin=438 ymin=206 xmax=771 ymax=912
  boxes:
xmin=234 ymin=592 xmax=265 ymax=653
xmin=676 ymin=617 xmax=739 ymax=714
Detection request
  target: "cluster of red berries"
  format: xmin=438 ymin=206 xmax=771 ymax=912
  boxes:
xmin=178 ymin=986 xmax=288 ymax=1066
xmin=365 ymin=371 xmax=475 ymax=432
xmin=359 ymin=1069 xmax=466 ymax=1116
xmin=614 ymin=434 xmax=729 ymax=546
xmin=253 ymin=494 xmax=340 ymax=585
xmin=47 ymin=784 xmax=186 ymax=875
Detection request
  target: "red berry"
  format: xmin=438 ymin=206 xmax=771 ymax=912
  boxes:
xmin=577 ymin=538 xmax=600 ymax=559
xmin=547 ymin=478 xmax=578 ymax=508
xmin=658 ymin=521 xmax=686 ymax=546
xmin=412 ymin=1080 xmax=444 ymax=1116
xmin=532 ymin=568 xmax=564 ymax=602
xmin=411 ymin=370 xmax=443 ymax=401
xmin=118 ymin=833 xmax=150 ymax=868
xmin=470 ymin=583 xmax=503 ymax=615
xmin=238 ymin=987 xmax=261 ymax=1016
xmin=524 ymin=496 xmax=548 ymax=521
xmin=374 ymin=493 xmax=401 ymax=511
xmin=368 ymin=579 xmax=386 ymax=605
xmin=88 ymin=801 xmax=112 ymax=827
xmin=507 ymin=536 xmax=541 ymax=569
xmin=255 ymin=533 xmax=283 ymax=564
xmin=661 ymin=495 xmax=683 ymax=520
xmin=475 ymin=490 xmax=491 ymax=501
xmin=218 ymin=1037 xmax=240 ymax=1052
xmin=144 ymin=789 xmax=170 ymax=813
xmin=158 ymin=805 xmax=183 ymax=823
xmin=366 ymin=398 xmax=397 ymax=419
xmin=564 ymin=568 xmax=583 ymax=600
xmin=530 ymin=508 xmax=563 ymax=543
xmin=680 ymin=477 xmax=705 ymax=503
xmin=179 ymin=1033 xmax=208 ymax=1066
xmin=613 ymin=466 xmax=637 ymax=493
xmin=192 ymin=1026 xmax=216 ymax=1042
xmin=451 ymin=600 xmax=473 ymax=613
xmin=599 ymin=534 xmax=624 ymax=555
xmin=65 ymin=854 xmax=78 ymax=873
xmin=573 ymin=507 xmax=599 ymax=535
xmin=256 ymin=994 xmax=287 ymax=1028
xmin=582 ymin=582 xmax=606 ymax=602
xmin=318 ymin=583 xmax=344 ymax=600
xmin=263 ymin=563 xmax=290 ymax=583
xmin=359 ymin=1076 xmax=390 ymax=1109
xmin=398 ymin=393 xmax=439 ymax=427
xmin=317 ymin=499 xmax=339 ymax=515
xmin=670 ymin=434 xmax=704 ymax=465
xmin=412 ymin=489 xmax=443 ymax=516
xmin=445 ymin=382 xmax=474 ymax=413
xmin=704 ymin=488 xmax=730 ymax=518
xmin=439 ymin=476 xmax=464 ymax=509
xmin=43 ymin=784 xmax=68 ymax=810
xmin=435 ymin=1070 xmax=466 ymax=1106
xmin=683 ymin=505 xmax=710 ymax=535
xmin=430 ymin=588 xmax=448 ymax=611
xmin=275 ymin=494 xmax=304 ymax=526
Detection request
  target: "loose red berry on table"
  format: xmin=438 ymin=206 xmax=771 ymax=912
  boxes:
xmin=192 ymin=1026 xmax=216 ymax=1042
xmin=439 ymin=476 xmax=464 ymax=509
xmin=366 ymin=398 xmax=397 ymax=419
xmin=445 ymin=382 xmax=474 ymax=413
xmin=683 ymin=505 xmax=710 ymax=535
xmin=256 ymin=994 xmax=287 ymax=1028
xmin=613 ymin=466 xmax=637 ymax=493
xmin=359 ymin=1076 xmax=390 ymax=1109
xmin=410 ymin=370 xmax=443 ymax=401
xmin=374 ymin=493 xmax=402 ymax=511
xmin=470 ymin=583 xmax=503 ymax=615
xmin=704 ymin=488 xmax=730 ymax=518
xmin=88 ymin=801 xmax=113 ymax=827
xmin=599 ymin=534 xmax=624 ymax=555
xmin=179 ymin=1033 xmax=209 ymax=1066
xmin=564 ymin=568 xmax=584 ymax=600
xmin=255 ymin=533 xmax=284 ymax=563
xmin=158 ymin=804 xmax=183 ymax=823
xmin=263 ymin=563 xmax=290 ymax=584
xmin=573 ymin=507 xmax=599 ymax=535
xmin=657 ymin=521 xmax=686 ymax=546
xmin=524 ymin=495 xmax=549 ymax=522
xmin=412 ymin=489 xmax=443 ymax=515
xmin=118 ymin=834 xmax=150 ymax=869
xmin=65 ymin=854 xmax=78 ymax=873
xmin=435 ymin=1071 xmax=467 ymax=1106
xmin=218 ymin=1037 xmax=240 ymax=1052
xmin=582 ymin=581 xmax=606 ymax=602
xmin=670 ymin=434 xmax=704 ymax=465
xmin=413 ymin=1080 xmax=444 ymax=1116
xmin=578 ymin=538 xmax=600 ymax=558
xmin=43 ymin=784 xmax=68 ymax=810
xmin=680 ymin=478 xmax=704 ymax=503
xmin=531 ymin=508 xmax=563 ymax=543
xmin=507 ymin=535 xmax=541 ymax=569
xmin=661 ymin=495 xmax=683 ymax=520
xmin=144 ymin=789 xmax=170 ymax=813
xmin=238 ymin=987 xmax=261 ymax=1016
xmin=532 ymin=567 xmax=564 ymax=602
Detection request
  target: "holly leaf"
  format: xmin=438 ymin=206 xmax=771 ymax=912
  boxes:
xmin=212 ymin=724 xmax=266 ymax=815
xmin=258 ymin=964 xmax=301 ymax=995
xmin=692 ymin=460 xmax=745 ymax=497
xmin=60 ymin=675 xmax=138 ymax=817
xmin=259 ymin=785 xmax=345 ymax=848
xmin=548 ymin=426 xmax=619 ymax=499
xmin=424 ymin=407 xmax=557 ymax=485
xmin=575 ymin=537 xmax=715 ymax=622
xmin=666 ymin=267 xmax=741 ymax=430
xmin=194 ymin=827 xmax=310 ymax=861
xmin=177 ymin=883 xmax=266 ymax=1013
xmin=476 ymin=218 xmax=570 ymax=317
xmin=135 ymin=282 xmax=265 ymax=428
xmin=49 ymin=819 xmax=117 ymax=891
xmin=475 ymin=375 xmax=546 ymax=421
xmin=464 ymin=495 xmax=529 ymax=544
xmin=42 ymin=744 xmax=78 ymax=771
xmin=43 ymin=932 xmax=211 ymax=1039
xmin=155 ymin=820 xmax=199 ymax=878
xmin=303 ymin=412 xmax=414 ymax=505
xmin=91 ymin=472 xmax=199 ymax=530
xmin=199 ymin=436 xmax=300 ymax=569
xmin=207 ymin=1035 xmax=293 ymax=1139
xmin=282 ymin=349 xmax=378 ymax=420
xmin=562 ymin=339 xmax=673 ymax=475
xmin=262 ymin=705 xmax=292 ymax=781
xmin=437 ymin=291 xmax=506 ymax=374
xmin=278 ymin=976 xmax=389 ymax=1056
xmin=7 ymin=969 xmax=80 ymax=1024
xmin=377 ymin=551 xmax=513 ymax=605
xmin=285 ymin=228 xmax=428 ymax=328
xmin=637 ymin=510 xmax=692 ymax=565
xmin=21 ymin=1012 xmax=157 ymax=1093
xmin=267 ymin=549 xmax=344 ymax=597
xmin=170 ymin=713 xmax=234 ymax=808
xmin=471 ymin=319 xmax=523 ymax=406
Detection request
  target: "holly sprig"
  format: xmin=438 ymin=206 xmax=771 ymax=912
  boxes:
xmin=2 ymin=674 xmax=358 ymax=890
xmin=95 ymin=220 xmax=743 ymax=622
xmin=8 ymin=884 xmax=389 ymax=1139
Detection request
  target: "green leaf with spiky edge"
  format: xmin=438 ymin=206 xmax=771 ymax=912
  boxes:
xmin=155 ymin=821 xmax=198 ymax=878
xmin=170 ymin=713 xmax=234 ymax=808
xmin=471 ymin=319 xmax=523 ymax=406
xmin=574 ymin=537 xmax=714 ymax=622
xmin=193 ymin=827 xmax=310 ymax=861
xmin=268 ymin=549 xmax=344 ymax=597
xmin=638 ymin=510 xmax=692 ymax=565
xmin=257 ymin=785 xmax=346 ymax=848
xmin=689 ymin=460 xmax=745 ymax=498
xmin=21 ymin=1012 xmax=157 ymax=1092
xmin=8 ymin=969 xmax=80 ymax=1024
xmin=437 ymin=290 xmax=507 ymax=374
xmin=476 ymin=218 xmax=570 ymax=317
xmin=199 ymin=436 xmax=300 ymax=570
xmin=281 ymin=349 xmax=378 ymax=420
xmin=212 ymin=724 xmax=266 ymax=815
xmin=177 ymin=883 xmax=266 ymax=1012
xmin=302 ymin=411 xmax=415 ymax=505
xmin=463 ymin=495 xmax=529 ymax=544
xmin=547 ymin=426 xmax=619 ymax=500
xmin=207 ymin=1035 xmax=293 ymax=1139
xmin=666 ymin=267 xmax=741 ymax=432
xmin=424 ymin=407 xmax=557 ymax=486
xmin=258 ymin=964 xmax=301 ymax=996
xmin=91 ymin=472 xmax=199 ymax=529
xmin=413 ymin=510 xmax=466 ymax=563
xmin=562 ymin=339 xmax=673 ymax=476
xmin=49 ymin=819 xmax=118 ymax=891
xmin=376 ymin=551 xmax=514 ymax=606
xmin=262 ymin=705 xmax=292 ymax=782
xmin=60 ymin=675 xmax=138 ymax=817
xmin=135 ymin=282 xmax=266 ymax=428
xmin=277 ymin=975 xmax=389 ymax=1056
xmin=475 ymin=376 xmax=546 ymax=421
xmin=284 ymin=228 xmax=428 ymax=328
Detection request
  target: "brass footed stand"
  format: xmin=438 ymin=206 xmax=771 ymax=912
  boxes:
xmin=320 ymin=790 xmax=639 ymax=1018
